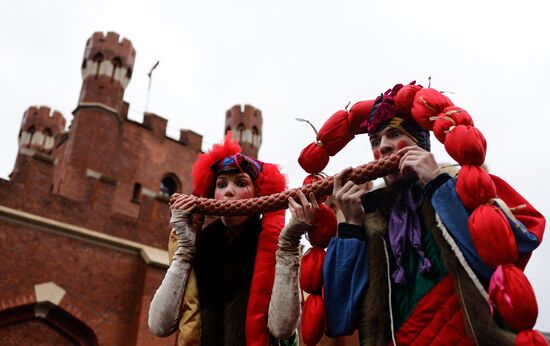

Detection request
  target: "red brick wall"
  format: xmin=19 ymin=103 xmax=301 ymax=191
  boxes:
xmin=0 ymin=217 xmax=175 ymax=344
xmin=0 ymin=319 xmax=75 ymax=345
xmin=0 ymin=31 xmax=212 ymax=345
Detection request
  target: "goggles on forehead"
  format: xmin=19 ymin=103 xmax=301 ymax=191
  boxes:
xmin=211 ymin=153 xmax=263 ymax=181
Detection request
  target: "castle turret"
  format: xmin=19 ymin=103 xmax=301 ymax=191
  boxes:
xmin=224 ymin=104 xmax=262 ymax=158
xmin=10 ymin=106 xmax=66 ymax=185
xmin=18 ymin=106 xmax=66 ymax=154
xmin=79 ymin=31 xmax=135 ymax=114
xmin=55 ymin=32 xmax=136 ymax=201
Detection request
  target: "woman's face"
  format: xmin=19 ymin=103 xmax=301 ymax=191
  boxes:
xmin=214 ymin=172 xmax=256 ymax=228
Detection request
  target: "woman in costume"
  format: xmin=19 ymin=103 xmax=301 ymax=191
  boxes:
xmin=148 ymin=134 xmax=315 ymax=345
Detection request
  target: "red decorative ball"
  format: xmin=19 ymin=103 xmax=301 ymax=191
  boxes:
xmin=411 ymin=88 xmax=454 ymax=130
xmin=300 ymin=246 xmax=326 ymax=294
xmin=432 ymin=106 xmax=474 ymax=144
xmin=393 ymin=83 xmax=422 ymax=117
xmin=489 ymin=265 xmax=538 ymax=331
xmin=515 ymin=330 xmax=548 ymax=345
xmin=456 ymin=165 xmax=496 ymax=210
xmin=301 ymin=294 xmax=326 ymax=346
xmin=298 ymin=143 xmax=329 ymax=174
xmin=303 ymin=174 xmax=323 ymax=185
xmin=444 ymin=125 xmax=487 ymax=166
xmin=308 ymin=204 xmax=337 ymax=248
xmin=469 ymin=205 xmax=518 ymax=268
xmin=318 ymin=110 xmax=355 ymax=156
xmin=348 ymin=100 xmax=374 ymax=135
xmin=303 ymin=174 xmax=328 ymax=203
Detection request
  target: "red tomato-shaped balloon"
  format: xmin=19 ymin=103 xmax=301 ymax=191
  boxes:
xmin=444 ymin=125 xmax=487 ymax=166
xmin=298 ymin=143 xmax=329 ymax=174
xmin=301 ymin=294 xmax=326 ymax=346
xmin=489 ymin=265 xmax=538 ymax=331
xmin=456 ymin=165 xmax=496 ymax=210
xmin=411 ymin=88 xmax=454 ymax=130
xmin=432 ymin=106 xmax=474 ymax=144
xmin=308 ymin=204 xmax=337 ymax=248
xmin=469 ymin=205 xmax=518 ymax=268
xmin=300 ymin=246 xmax=326 ymax=294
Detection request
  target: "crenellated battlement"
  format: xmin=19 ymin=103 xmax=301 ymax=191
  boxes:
xmin=81 ymin=31 xmax=135 ymax=89
xmin=19 ymin=106 xmax=66 ymax=153
xmin=84 ymin=31 xmax=135 ymax=68
xmin=141 ymin=112 xmax=203 ymax=150
xmin=21 ymin=106 xmax=66 ymax=135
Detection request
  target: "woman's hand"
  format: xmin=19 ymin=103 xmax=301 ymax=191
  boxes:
xmin=288 ymin=191 xmax=319 ymax=225
xmin=169 ymin=193 xmax=197 ymax=213
xmin=169 ymin=194 xmax=198 ymax=237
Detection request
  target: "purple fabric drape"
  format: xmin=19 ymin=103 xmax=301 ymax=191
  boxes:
xmin=388 ymin=185 xmax=432 ymax=284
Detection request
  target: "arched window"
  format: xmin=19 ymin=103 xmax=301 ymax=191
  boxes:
xmin=42 ymin=128 xmax=53 ymax=149
xmin=0 ymin=302 xmax=98 ymax=345
xmin=131 ymin=183 xmax=142 ymax=203
xmin=252 ymin=126 xmax=259 ymax=147
xmin=111 ymin=57 xmax=122 ymax=82
xmin=92 ymin=52 xmax=103 ymax=77
xmin=236 ymin=124 xmax=245 ymax=142
xmin=92 ymin=52 xmax=103 ymax=62
xmin=26 ymin=126 xmax=36 ymax=148
xmin=160 ymin=175 xmax=179 ymax=198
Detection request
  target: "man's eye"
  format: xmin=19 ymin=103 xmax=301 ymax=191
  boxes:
xmin=390 ymin=131 xmax=401 ymax=138
xmin=217 ymin=181 xmax=227 ymax=188
xmin=237 ymin=180 xmax=248 ymax=187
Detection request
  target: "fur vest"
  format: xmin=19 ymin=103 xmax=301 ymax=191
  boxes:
xmin=360 ymin=200 xmax=516 ymax=345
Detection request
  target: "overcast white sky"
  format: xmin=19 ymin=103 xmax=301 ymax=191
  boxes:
xmin=1 ymin=0 xmax=549 ymax=331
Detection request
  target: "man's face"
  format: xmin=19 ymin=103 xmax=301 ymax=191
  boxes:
xmin=369 ymin=126 xmax=417 ymax=185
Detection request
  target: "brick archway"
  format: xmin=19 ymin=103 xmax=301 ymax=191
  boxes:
xmin=0 ymin=302 xmax=97 ymax=345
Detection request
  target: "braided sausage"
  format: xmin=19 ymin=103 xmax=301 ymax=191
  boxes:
xmin=187 ymin=153 xmax=401 ymax=216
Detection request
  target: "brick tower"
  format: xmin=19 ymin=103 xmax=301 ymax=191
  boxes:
xmin=224 ymin=104 xmax=262 ymax=158
xmin=54 ymin=32 xmax=136 ymax=201
xmin=10 ymin=106 xmax=66 ymax=188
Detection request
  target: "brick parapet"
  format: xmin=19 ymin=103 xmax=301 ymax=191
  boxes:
xmin=21 ymin=106 xmax=66 ymax=135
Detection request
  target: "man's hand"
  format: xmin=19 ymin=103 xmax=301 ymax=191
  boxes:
xmin=397 ymin=146 xmax=440 ymax=186
xmin=333 ymin=167 xmax=370 ymax=226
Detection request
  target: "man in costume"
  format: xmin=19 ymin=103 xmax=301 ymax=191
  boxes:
xmin=148 ymin=134 xmax=316 ymax=345
xmin=275 ymin=82 xmax=547 ymax=345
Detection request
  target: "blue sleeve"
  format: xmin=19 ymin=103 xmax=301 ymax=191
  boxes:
xmin=429 ymin=176 xmax=540 ymax=280
xmin=323 ymin=223 xmax=368 ymax=337
xmin=493 ymin=200 xmax=540 ymax=253
xmin=429 ymin=178 xmax=494 ymax=280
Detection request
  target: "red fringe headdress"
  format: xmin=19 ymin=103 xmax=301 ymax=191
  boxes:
xmin=298 ymin=82 xmax=546 ymax=340
xmin=191 ymin=132 xmax=287 ymax=345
